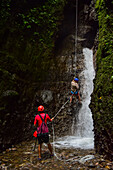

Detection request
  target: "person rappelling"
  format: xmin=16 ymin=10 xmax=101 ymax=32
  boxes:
xmin=70 ymin=77 xmax=81 ymax=104
xmin=33 ymin=105 xmax=54 ymax=160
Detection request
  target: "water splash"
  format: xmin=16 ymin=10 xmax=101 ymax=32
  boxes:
xmin=54 ymin=136 xmax=94 ymax=149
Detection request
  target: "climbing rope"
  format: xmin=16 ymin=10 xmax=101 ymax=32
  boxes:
xmin=53 ymin=99 xmax=70 ymax=119
xmin=50 ymin=98 xmax=70 ymax=161
xmin=52 ymin=99 xmax=80 ymax=162
xmin=52 ymin=122 xmax=79 ymax=162
xmin=75 ymin=0 xmax=78 ymax=71
xmin=52 ymin=122 xmax=62 ymax=160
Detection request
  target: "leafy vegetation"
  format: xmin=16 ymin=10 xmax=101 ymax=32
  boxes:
xmin=0 ymin=0 xmax=67 ymax=151
xmin=0 ymin=0 xmax=67 ymax=105
xmin=90 ymin=0 xmax=113 ymax=160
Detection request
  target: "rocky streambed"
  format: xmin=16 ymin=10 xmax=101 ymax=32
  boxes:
xmin=0 ymin=140 xmax=113 ymax=170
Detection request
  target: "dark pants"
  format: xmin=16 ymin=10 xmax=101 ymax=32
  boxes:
xmin=37 ymin=134 xmax=49 ymax=144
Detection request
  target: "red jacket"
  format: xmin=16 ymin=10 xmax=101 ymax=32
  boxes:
xmin=34 ymin=113 xmax=52 ymax=127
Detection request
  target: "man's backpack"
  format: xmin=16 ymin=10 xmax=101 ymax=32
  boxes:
xmin=37 ymin=113 xmax=49 ymax=136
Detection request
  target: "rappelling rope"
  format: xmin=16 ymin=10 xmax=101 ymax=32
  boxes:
xmin=52 ymin=98 xmax=70 ymax=159
xmin=52 ymin=99 xmax=80 ymax=162
xmin=53 ymin=99 xmax=70 ymax=119
xmin=74 ymin=0 xmax=78 ymax=71
xmin=52 ymin=98 xmax=70 ymax=161
xmin=52 ymin=122 xmax=79 ymax=163
xmin=52 ymin=122 xmax=61 ymax=160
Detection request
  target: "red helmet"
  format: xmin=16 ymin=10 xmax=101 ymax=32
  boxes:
xmin=38 ymin=105 xmax=44 ymax=112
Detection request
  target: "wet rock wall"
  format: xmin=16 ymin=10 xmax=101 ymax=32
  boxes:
xmin=31 ymin=0 xmax=98 ymax=138
xmin=0 ymin=0 xmax=98 ymax=150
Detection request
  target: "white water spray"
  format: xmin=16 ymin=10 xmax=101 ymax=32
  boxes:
xmin=75 ymin=48 xmax=95 ymax=138
xmin=54 ymin=48 xmax=95 ymax=149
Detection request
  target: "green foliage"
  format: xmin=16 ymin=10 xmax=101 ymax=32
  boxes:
xmin=0 ymin=0 xmax=11 ymax=24
xmin=0 ymin=0 xmax=67 ymax=114
xmin=95 ymin=0 xmax=105 ymax=9
xmin=19 ymin=0 xmax=66 ymax=49
xmin=91 ymin=0 xmax=113 ymax=160
xmin=0 ymin=0 xmax=68 ymax=151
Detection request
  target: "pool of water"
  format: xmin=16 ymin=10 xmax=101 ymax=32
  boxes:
xmin=53 ymin=136 xmax=94 ymax=149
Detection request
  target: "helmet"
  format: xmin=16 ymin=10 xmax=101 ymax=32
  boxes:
xmin=74 ymin=78 xmax=79 ymax=81
xmin=38 ymin=105 xmax=44 ymax=112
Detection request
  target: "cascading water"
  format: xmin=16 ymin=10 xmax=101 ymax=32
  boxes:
xmin=74 ymin=48 xmax=95 ymax=138
xmin=54 ymin=48 xmax=95 ymax=149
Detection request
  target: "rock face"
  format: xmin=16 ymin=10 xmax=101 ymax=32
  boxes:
xmin=0 ymin=0 xmax=98 ymax=151
xmin=32 ymin=0 xmax=98 ymax=138
xmin=90 ymin=0 xmax=113 ymax=160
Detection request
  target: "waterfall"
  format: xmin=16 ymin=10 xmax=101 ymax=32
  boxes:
xmin=74 ymin=48 xmax=95 ymax=138
xmin=54 ymin=48 xmax=95 ymax=149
